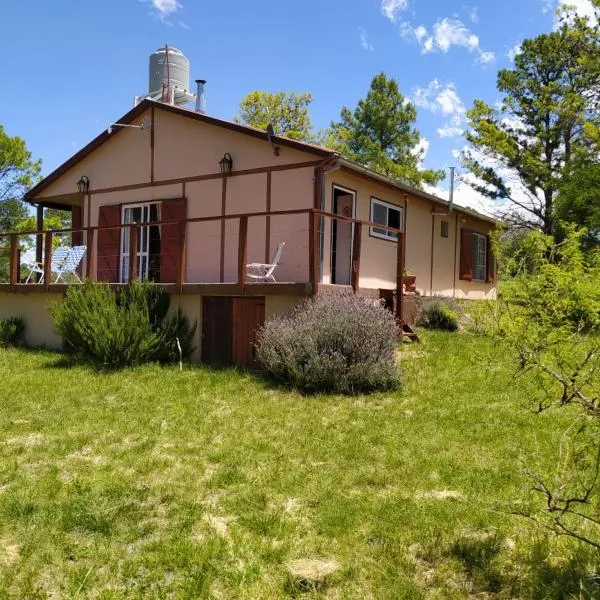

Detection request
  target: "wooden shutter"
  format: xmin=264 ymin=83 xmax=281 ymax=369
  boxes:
xmin=486 ymin=234 xmax=495 ymax=283
xmin=71 ymin=205 xmax=83 ymax=246
xmin=459 ymin=229 xmax=473 ymax=281
xmin=97 ymin=205 xmax=121 ymax=282
xmin=160 ymin=198 xmax=186 ymax=283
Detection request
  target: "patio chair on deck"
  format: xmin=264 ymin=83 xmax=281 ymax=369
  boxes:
xmin=246 ymin=242 xmax=285 ymax=283
xmin=54 ymin=246 xmax=87 ymax=283
xmin=23 ymin=246 xmax=70 ymax=284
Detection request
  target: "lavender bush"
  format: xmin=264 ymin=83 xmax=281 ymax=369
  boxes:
xmin=256 ymin=293 xmax=401 ymax=394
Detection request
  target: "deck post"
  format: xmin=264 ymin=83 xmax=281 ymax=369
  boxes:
xmin=308 ymin=210 xmax=319 ymax=295
xmin=351 ymin=221 xmax=362 ymax=294
xmin=9 ymin=234 xmax=18 ymax=290
xmin=177 ymin=220 xmax=186 ymax=292
xmin=396 ymin=232 xmax=404 ymax=332
xmin=86 ymin=228 xmax=95 ymax=282
xmin=35 ymin=205 xmax=44 ymax=273
xmin=237 ymin=215 xmax=248 ymax=288
xmin=43 ymin=232 xmax=53 ymax=290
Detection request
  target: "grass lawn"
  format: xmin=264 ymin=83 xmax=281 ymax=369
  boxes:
xmin=0 ymin=331 xmax=597 ymax=598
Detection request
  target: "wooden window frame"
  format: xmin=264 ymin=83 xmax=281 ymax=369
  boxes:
xmin=440 ymin=220 xmax=449 ymax=238
xmin=369 ymin=197 xmax=403 ymax=242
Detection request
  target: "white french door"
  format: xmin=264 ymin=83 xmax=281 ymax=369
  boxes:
xmin=120 ymin=203 xmax=160 ymax=282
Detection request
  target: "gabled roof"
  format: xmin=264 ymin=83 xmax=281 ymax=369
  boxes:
xmin=24 ymin=99 xmax=496 ymax=225
xmin=24 ymin=99 xmax=334 ymax=201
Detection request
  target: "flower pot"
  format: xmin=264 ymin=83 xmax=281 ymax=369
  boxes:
xmin=402 ymin=275 xmax=416 ymax=286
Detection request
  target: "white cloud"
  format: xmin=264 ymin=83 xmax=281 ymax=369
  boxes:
xmin=404 ymin=17 xmax=496 ymax=66
xmin=412 ymin=80 xmax=465 ymax=116
xmin=414 ymin=24 xmax=428 ymax=41
xmin=359 ymin=27 xmax=374 ymax=52
xmin=476 ymin=50 xmax=496 ymax=65
xmin=469 ymin=6 xmax=479 ymax=23
xmin=412 ymin=80 xmax=467 ymax=139
xmin=381 ymin=0 xmax=409 ymax=22
xmin=424 ymin=18 xmax=479 ymax=53
xmin=179 ymin=20 xmax=191 ymax=30
xmin=507 ymin=43 xmax=521 ymax=61
xmin=144 ymin=0 xmax=182 ymax=21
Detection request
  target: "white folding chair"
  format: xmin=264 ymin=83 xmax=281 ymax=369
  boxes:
xmin=24 ymin=246 xmax=70 ymax=284
xmin=246 ymin=242 xmax=285 ymax=282
xmin=55 ymin=246 xmax=87 ymax=283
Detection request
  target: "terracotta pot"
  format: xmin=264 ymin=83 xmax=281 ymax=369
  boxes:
xmin=402 ymin=275 xmax=416 ymax=286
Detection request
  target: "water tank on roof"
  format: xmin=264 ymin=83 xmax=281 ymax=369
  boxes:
xmin=147 ymin=46 xmax=194 ymax=106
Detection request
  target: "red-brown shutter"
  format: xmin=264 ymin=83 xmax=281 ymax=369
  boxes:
xmin=486 ymin=234 xmax=495 ymax=283
xmin=97 ymin=205 xmax=121 ymax=282
xmin=71 ymin=205 xmax=83 ymax=246
xmin=459 ymin=229 xmax=473 ymax=281
xmin=160 ymin=198 xmax=186 ymax=283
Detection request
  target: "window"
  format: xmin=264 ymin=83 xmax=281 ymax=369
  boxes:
xmin=370 ymin=198 xmax=403 ymax=241
xmin=120 ymin=202 xmax=161 ymax=282
xmin=472 ymin=233 xmax=487 ymax=281
xmin=441 ymin=220 xmax=449 ymax=238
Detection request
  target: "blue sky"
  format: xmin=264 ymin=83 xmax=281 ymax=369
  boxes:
xmin=2 ymin=0 xmax=593 ymax=210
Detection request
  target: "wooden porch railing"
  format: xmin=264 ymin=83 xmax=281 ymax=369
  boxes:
xmin=0 ymin=208 xmax=405 ymax=320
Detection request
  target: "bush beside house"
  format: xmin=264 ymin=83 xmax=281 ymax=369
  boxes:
xmin=256 ymin=293 xmax=401 ymax=394
xmin=49 ymin=281 xmax=196 ymax=367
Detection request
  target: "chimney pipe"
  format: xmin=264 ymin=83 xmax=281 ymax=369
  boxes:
xmin=195 ymin=79 xmax=206 ymax=113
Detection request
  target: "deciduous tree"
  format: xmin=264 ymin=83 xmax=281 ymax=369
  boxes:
xmin=235 ymin=91 xmax=314 ymax=141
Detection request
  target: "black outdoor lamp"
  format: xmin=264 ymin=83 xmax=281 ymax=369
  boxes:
xmin=219 ymin=153 xmax=233 ymax=175
xmin=76 ymin=175 xmax=90 ymax=193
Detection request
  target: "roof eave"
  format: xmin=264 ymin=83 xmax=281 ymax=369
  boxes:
xmin=338 ymin=158 xmax=498 ymax=225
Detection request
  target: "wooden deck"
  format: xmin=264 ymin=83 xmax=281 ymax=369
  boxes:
xmin=0 ymin=208 xmax=406 ymax=320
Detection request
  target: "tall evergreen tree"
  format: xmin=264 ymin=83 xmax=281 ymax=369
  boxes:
xmin=324 ymin=73 xmax=444 ymax=189
xmin=462 ymin=6 xmax=600 ymax=237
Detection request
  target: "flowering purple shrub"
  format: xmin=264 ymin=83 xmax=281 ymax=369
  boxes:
xmin=256 ymin=293 xmax=401 ymax=394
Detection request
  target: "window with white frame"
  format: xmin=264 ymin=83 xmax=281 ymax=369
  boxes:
xmin=370 ymin=198 xmax=403 ymax=240
xmin=472 ymin=232 xmax=487 ymax=281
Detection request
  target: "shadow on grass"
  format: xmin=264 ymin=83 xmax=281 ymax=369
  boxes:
xmin=446 ymin=532 xmax=600 ymax=599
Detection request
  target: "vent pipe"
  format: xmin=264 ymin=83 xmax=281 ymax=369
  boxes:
xmin=195 ymin=79 xmax=206 ymax=113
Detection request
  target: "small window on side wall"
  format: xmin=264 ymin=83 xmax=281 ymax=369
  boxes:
xmin=370 ymin=198 xmax=403 ymax=241
xmin=441 ymin=220 xmax=449 ymax=238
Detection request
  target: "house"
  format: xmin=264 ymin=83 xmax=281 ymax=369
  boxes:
xmin=0 ymin=99 xmax=496 ymax=366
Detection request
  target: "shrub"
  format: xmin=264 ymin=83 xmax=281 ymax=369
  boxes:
xmin=49 ymin=281 xmax=196 ymax=367
xmin=0 ymin=317 xmax=25 ymax=347
xmin=255 ymin=293 xmax=401 ymax=394
xmin=418 ymin=297 xmax=459 ymax=331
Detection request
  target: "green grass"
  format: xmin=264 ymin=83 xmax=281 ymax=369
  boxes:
xmin=0 ymin=332 xmax=598 ymax=598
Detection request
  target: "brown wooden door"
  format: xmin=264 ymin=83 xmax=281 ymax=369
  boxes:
xmin=201 ymin=297 xmax=232 ymax=367
xmin=232 ymin=297 xmax=265 ymax=369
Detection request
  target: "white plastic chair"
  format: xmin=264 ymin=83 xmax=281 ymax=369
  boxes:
xmin=246 ymin=242 xmax=285 ymax=282
xmin=54 ymin=246 xmax=87 ymax=283
xmin=24 ymin=246 xmax=70 ymax=284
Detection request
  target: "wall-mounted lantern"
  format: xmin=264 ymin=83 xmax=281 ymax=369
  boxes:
xmin=76 ymin=176 xmax=90 ymax=193
xmin=219 ymin=153 xmax=233 ymax=175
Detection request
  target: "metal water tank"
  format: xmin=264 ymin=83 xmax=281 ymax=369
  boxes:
xmin=148 ymin=46 xmax=191 ymax=104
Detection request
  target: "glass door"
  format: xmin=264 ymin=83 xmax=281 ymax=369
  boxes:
xmin=120 ymin=203 xmax=160 ymax=282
